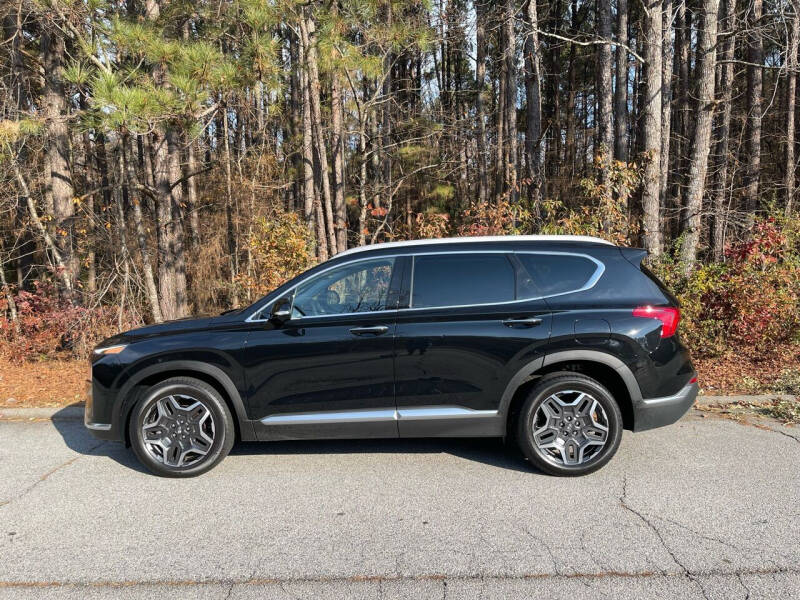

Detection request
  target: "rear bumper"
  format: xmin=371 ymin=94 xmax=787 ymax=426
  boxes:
xmin=632 ymin=381 xmax=698 ymax=432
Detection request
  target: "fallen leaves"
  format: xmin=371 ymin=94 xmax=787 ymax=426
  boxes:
xmin=0 ymin=358 xmax=87 ymax=408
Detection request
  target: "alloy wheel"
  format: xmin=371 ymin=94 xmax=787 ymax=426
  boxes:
xmin=141 ymin=394 xmax=216 ymax=468
xmin=532 ymin=390 xmax=610 ymax=466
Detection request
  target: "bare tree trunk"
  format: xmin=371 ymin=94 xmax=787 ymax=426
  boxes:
xmin=680 ymin=0 xmax=720 ymax=271
xmin=675 ymin=1 xmax=691 ymax=184
xmin=381 ymin=4 xmax=394 ymax=222
xmin=785 ymin=1 xmax=799 ymax=216
xmin=524 ymin=0 xmax=543 ymax=206
xmin=565 ymin=38 xmax=577 ymax=174
xmin=475 ymin=0 xmax=489 ymax=203
xmin=166 ymin=129 xmax=188 ymax=316
xmin=12 ymin=164 xmax=74 ymax=295
xmin=712 ymin=0 xmax=737 ymax=259
xmin=331 ymin=71 xmax=348 ymax=253
xmin=222 ymin=100 xmax=239 ymax=307
xmin=122 ymin=135 xmax=162 ymax=322
xmin=299 ymin=38 xmax=316 ymax=240
xmin=495 ymin=66 xmax=506 ymax=199
xmin=659 ymin=0 xmax=674 ymax=209
xmin=113 ymin=142 xmax=133 ymax=329
xmin=152 ymin=128 xmax=188 ymax=320
xmin=299 ymin=37 xmax=326 ymax=260
xmin=597 ymin=0 xmax=614 ymax=185
xmin=182 ymin=20 xmax=201 ymax=250
xmin=744 ymin=0 xmax=763 ymax=218
xmin=641 ymin=0 xmax=664 ymax=256
xmin=147 ymin=0 xmax=187 ymax=320
xmin=186 ymin=137 xmax=201 ymax=249
xmin=289 ymin=27 xmax=302 ymax=213
xmin=8 ymin=2 xmax=35 ymax=290
xmin=41 ymin=27 xmax=76 ymax=300
xmin=14 ymin=195 xmax=34 ymax=291
xmin=300 ymin=10 xmax=336 ymax=256
xmin=358 ymin=115 xmax=369 ymax=247
xmin=0 ymin=250 xmax=19 ymax=333
xmin=370 ymin=80 xmax=382 ymax=212
xmin=614 ymin=0 xmax=629 ymax=162
xmin=504 ymin=0 xmax=518 ymax=201
xmin=4 ymin=1 xmax=26 ymax=114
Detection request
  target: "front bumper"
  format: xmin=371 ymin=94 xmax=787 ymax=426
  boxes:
xmin=84 ymin=379 xmax=120 ymax=440
xmin=633 ymin=380 xmax=699 ymax=432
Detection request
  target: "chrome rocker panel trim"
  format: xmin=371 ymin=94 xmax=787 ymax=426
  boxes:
xmin=256 ymin=406 xmax=503 ymax=440
xmin=260 ymin=406 xmax=499 ymax=425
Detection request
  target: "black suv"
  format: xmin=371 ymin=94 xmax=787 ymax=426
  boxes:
xmin=86 ymin=235 xmax=697 ymax=477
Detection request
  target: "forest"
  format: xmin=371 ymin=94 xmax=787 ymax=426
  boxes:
xmin=1 ymin=0 xmax=799 ymax=396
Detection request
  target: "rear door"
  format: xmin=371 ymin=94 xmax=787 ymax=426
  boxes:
xmin=393 ymin=252 xmax=552 ymax=437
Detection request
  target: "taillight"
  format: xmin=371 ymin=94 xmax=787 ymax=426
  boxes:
xmin=633 ymin=306 xmax=681 ymax=338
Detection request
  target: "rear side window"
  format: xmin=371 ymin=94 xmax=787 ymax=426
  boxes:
xmin=411 ymin=254 xmax=515 ymax=308
xmin=517 ymin=253 xmax=600 ymax=297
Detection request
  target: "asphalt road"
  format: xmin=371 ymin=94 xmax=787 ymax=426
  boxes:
xmin=1 ymin=408 xmax=799 ymax=599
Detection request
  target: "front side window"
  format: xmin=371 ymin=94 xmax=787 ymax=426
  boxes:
xmin=411 ymin=254 xmax=515 ymax=308
xmin=292 ymin=258 xmax=396 ymax=317
xmin=517 ymin=253 xmax=600 ymax=297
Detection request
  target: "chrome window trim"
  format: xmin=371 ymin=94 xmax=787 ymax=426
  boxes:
xmin=245 ymin=250 xmax=604 ymax=322
xmin=260 ymin=406 xmax=499 ymax=425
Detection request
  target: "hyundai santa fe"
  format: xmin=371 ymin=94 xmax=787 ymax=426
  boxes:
xmin=86 ymin=235 xmax=698 ymax=477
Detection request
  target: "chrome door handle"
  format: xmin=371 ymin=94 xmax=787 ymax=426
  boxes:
xmin=349 ymin=325 xmax=389 ymax=336
xmin=502 ymin=317 xmax=543 ymax=328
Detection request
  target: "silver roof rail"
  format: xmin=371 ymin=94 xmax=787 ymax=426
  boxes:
xmin=335 ymin=235 xmax=616 ymax=258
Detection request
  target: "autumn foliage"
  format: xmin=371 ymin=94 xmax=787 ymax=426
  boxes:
xmin=0 ymin=282 xmax=137 ymax=363
xmin=651 ymin=216 xmax=800 ymax=358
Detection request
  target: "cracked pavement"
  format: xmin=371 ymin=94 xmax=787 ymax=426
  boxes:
xmin=1 ymin=410 xmax=799 ymax=598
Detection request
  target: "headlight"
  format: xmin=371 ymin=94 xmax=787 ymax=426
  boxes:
xmin=93 ymin=344 xmax=127 ymax=356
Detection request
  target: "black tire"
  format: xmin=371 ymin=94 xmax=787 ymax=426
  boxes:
xmin=129 ymin=377 xmax=235 ymax=477
xmin=516 ymin=372 xmax=622 ymax=476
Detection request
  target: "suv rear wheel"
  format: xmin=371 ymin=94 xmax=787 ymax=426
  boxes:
xmin=129 ymin=377 xmax=234 ymax=477
xmin=517 ymin=372 xmax=622 ymax=476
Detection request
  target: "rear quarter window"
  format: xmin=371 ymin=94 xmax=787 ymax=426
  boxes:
xmin=517 ymin=253 xmax=601 ymax=297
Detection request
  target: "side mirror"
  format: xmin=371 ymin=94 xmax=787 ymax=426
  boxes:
xmin=269 ymin=296 xmax=293 ymax=324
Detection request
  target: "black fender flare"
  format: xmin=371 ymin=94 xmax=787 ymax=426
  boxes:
xmin=497 ymin=350 xmax=643 ymax=419
xmin=114 ymin=360 xmax=255 ymax=442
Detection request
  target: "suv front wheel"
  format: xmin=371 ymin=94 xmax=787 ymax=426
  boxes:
xmin=129 ymin=377 xmax=235 ymax=477
xmin=517 ymin=372 xmax=622 ymax=476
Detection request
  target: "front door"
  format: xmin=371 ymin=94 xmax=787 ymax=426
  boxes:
xmin=243 ymin=256 xmax=405 ymax=440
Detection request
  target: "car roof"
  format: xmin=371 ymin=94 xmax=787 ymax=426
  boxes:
xmin=335 ymin=235 xmax=616 ymax=259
